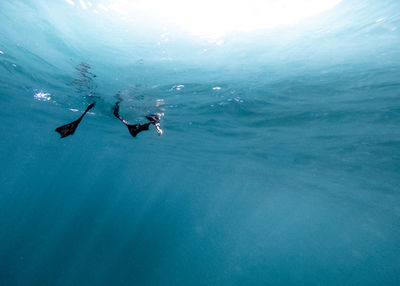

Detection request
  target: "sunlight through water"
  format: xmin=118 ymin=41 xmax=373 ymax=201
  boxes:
xmin=1 ymin=0 xmax=400 ymax=285
xmin=65 ymin=0 xmax=343 ymax=37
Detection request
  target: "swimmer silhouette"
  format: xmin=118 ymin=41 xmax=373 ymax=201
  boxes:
xmin=113 ymin=100 xmax=163 ymax=137
xmin=56 ymin=63 xmax=163 ymax=139
xmin=55 ymin=103 xmax=95 ymax=138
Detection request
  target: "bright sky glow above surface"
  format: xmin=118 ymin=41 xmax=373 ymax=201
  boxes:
xmin=65 ymin=0 xmax=343 ymax=37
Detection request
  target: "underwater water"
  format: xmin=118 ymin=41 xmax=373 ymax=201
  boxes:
xmin=1 ymin=0 xmax=400 ymax=285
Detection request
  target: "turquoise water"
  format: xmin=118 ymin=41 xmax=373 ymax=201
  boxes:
xmin=1 ymin=0 xmax=400 ymax=285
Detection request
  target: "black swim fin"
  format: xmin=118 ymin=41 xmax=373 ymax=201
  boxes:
xmin=55 ymin=103 xmax=95 ymax=138
xmin=113 ymin=101 xmax=153 ymax=137
xmin=126 ymin=122 xmax=152 ymax=137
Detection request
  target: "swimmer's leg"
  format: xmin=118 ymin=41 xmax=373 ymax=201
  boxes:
xmin=55 ymin=103 xmax=95 ymax=138
xmin=113 ymin=100 xmax=127 ymax=124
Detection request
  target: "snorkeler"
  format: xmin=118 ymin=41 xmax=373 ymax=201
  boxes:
xmin=55 ymin=62 xmax=163 ymax=139
xmin=55 ymin=101 xmax=164 ymax=138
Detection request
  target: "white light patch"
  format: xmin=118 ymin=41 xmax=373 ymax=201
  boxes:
xmin=170 ymin=84 xmax=184 ymax=91
xmin=65 ymin=0 xmax=75 ymax=5
xmin=156 ymin=99 xmax=165 ymax=107
xmin=34 ymin=91 xmax=51 ymax=101
xmin=98 ymin=4 xmax=108 ymax=11
xmin=0 ymin=50 xmax=4 ymax=55
xmin=213 ymin=87 xmax=221 ymax=90
xmin=101 ymin=0 xmax=343 ymax=37
xmin=70 ymin=108 xmax=79 ymax=112
xmin=79 ymin=0 xmax=88 ymax=9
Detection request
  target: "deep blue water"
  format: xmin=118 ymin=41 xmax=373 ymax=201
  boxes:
xmin=1 ymin=0 xmax=400 ymax=285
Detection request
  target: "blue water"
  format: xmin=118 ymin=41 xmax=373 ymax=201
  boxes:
xmin=1 ymin=0 xmax=400 ymax=285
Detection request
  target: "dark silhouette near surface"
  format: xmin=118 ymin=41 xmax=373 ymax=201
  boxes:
xmin=55 ymin=63 xmax=163 ymax=139
xmin=55 ymin=103 xmax=95 ymax=138
xmin=113 ymin=101 xmax=163 ymax=137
